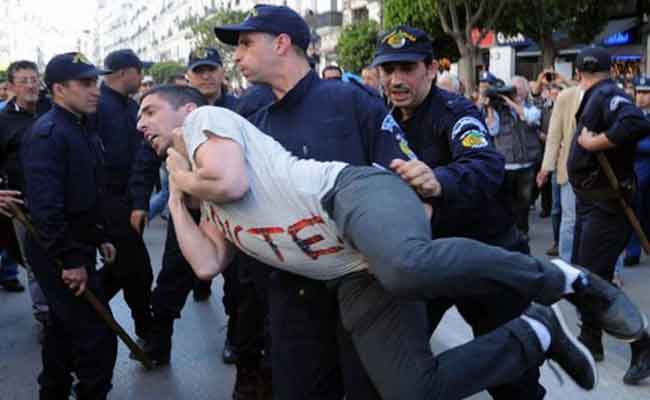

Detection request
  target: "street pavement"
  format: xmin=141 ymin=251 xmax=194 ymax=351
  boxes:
xmin=2 ymin=211 xmax=650 ymax=399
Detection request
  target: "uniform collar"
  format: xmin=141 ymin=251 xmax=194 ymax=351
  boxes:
xmin=101 ymin=82 xmax=130 ymax=104
xmin=52 ymin=103 xmax=89 ymax=126
xmin=269 ymin=69 xmax=317 ymax=110
xmin=212 ymin=92 xmax=230 ymax=107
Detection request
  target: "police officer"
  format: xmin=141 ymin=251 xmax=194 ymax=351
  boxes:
xmin=371 ymin=25 xmax=544 ymax=399
xmin=214 ymin=5 xmax=429 ymax=399
xmin=567 ymin=46 xmax=650 ymax=384
xmin=97 ymin=49 xmax=154 ymax=342
xmin=21 ymin=52 xmax=117 ymax=399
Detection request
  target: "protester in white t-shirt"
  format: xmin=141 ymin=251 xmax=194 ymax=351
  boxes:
xmin=136 ymin=84 xmax=645 ymax=399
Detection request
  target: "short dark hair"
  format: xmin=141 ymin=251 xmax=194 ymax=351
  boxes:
xmin=7 ymin=60 xmax=38 ymax=83
xmin=141 ymin=84 xmax=208 ymax=109
xmin=322 ymin=65 xmax=343 ymax=78
xmin=166 ymin=74 xmax=187 ymax=84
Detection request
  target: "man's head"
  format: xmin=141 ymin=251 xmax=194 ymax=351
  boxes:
xmin=634 ymin=75 xmax=650 ymax=109
xmin=186 ymin=47 xmax=225 ymax=99
xmin=322 ymin=65 xmax=342 ymax=80
xmin=214 ymin=5 xmax=311 ymax=85
xmin=7 ymin=60 xmax=39 ymax=105
xmin=478 ymin=71 xmax=498 ymax=96
xmin=576 ymin=46 xmax=611 ymax=88
xmin=511 ymin=76 xmax=531 ymax=104
xmin=45 ymin=52 xmax=108 ymax=115
xmin=139 ymin=76 xmax=155 ymax=93
xmin=0 ymin=80 xmax=10 ymax=101
xmin=137 ymin=85 xmax=207 ymax=157
xmin=167 ymin=74 xmax=188 ymax=86
xmin=361 ymin=66 xmax=380 ymax=91
xmin=371 ymin=26 xmax=436 ymax=115
xmin=104 ymin=49 xmax=143 ymax=95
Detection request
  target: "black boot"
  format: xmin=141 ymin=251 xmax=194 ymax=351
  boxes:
xmin=624 ymin=255 xmax=640 ymax=267
xmin=232 ymin=365 xmax=272 ymax=400
xmin=132 ymin=316 xmax=172 ymax=366
xmin=624 ymin=332 xmax=650 ymax=384
xmin=578 ymin=326 xmax=604 ymax=362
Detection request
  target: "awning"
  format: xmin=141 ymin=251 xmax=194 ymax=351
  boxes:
xmin=594 ymin=17 xmax=639 ymax=44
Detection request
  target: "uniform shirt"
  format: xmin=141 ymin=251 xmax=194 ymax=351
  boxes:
xmin=0 ymin=99 xmax=42 ymax=191
xmin=96 ymin=83 xmax=142 ymax=196
xmin=184 ymin=106 xmax=363 ymax=280
xmin=22 ymin=104 xmax=107 ymax=268
xmin=395 ymin=84 xmax=513 ymax=242
xmin=568 ymin=79 xmax=650 ymax=192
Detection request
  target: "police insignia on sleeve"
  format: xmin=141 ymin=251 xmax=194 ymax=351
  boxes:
xmin=609 ymin=95 xmax=631 ymax=112
xmin=460 ymin=130 xmax=488 ymax=149
xmin=451 ymin=116 xmax=487 ymax=139
xmin=381 ymin=113 xmax=417 ymax=160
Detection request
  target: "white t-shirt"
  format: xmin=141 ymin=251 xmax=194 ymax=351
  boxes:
xmin=183 ymin=106 xmax=368 ymax=280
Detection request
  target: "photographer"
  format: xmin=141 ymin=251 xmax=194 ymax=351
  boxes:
xmin=482 ymin=73 xmax=542 ymax=240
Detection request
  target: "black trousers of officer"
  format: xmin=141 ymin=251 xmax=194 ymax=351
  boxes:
xmin=100 ymin=191 xmax=153 ymax=338
xmin=26 ymin=239 xmax=117 ymax=399
xmin=573 ymin=197 xmax=630 ymax=328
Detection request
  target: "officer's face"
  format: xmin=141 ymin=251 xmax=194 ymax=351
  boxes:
xmin=137 ymin=93 xmax=190 ymax=157
xmin=123 ymin=67 xmax=143 ymax=95
xmin=10 ymin=68 xmax=40 ymax=104
xmin=55 ymin=78 xmax=100 ymax=115
xmin=637 ymin=91 xmax=650 ymax=110
xmin=234 ymin=32 xmax=279 ymax=84
xmin=187 ymin=65 xmax=224 ymax=98
xmin=379 ymin=61 xmax=435 ymax=113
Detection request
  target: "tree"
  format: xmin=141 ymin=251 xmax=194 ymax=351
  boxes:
xmin=149 ymin=61 xmax=185 ymax=84
xmin=383 ymin=0 xmax=459 ymax=61
xmin=336 ymin=19 xmax=381 ymax=74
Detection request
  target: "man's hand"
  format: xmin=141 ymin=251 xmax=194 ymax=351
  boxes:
xmin=172 ymin=127 xmax=189 ymax=158
xmin=130 ymin=209 xmax=148 ymax=234
xmin=536 ymin=169 xmax=549 ymax=188
xmin=390 ymin=159 xmax=441 ymax=198
xmin=100 ymin=242 xmax=117 ymax=264
xmin=0 ymin=190 xmax=23 ymax=218
xmin=62 ymin=267 xmax=88 ymax=296
xmin=577 ymin=127 xmax=615 ymax=151
xmin=422 ymin=202 xmax=433 ymax=220
xmin=166 ymin=147 xmax=191 ymax=176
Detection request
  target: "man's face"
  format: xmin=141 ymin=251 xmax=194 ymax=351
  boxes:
xmin=234 ymin=32 xmax=279 ymax=84
xmin=123 ymin=67 xmax=143 ymax=95
xmin=512 ymin=80 xmax=528 ymax=103
xmin=57 ymin=78 xmax=100 ymax=114
xmin=379 ymin=61 xmax=435 ymax=112
xmin=140 ymin=81 xmax=154 ymax=93
xmin=636 ymin=90 xmax=650 ymax=110
xmin=323 ymin=69 xmax=342 ymax=80
xmin=0 ymin=82 xmax=10 ymax=101
xmin=362 ymin=67 xmax=380 ymax=91
xmin=137 ymin=93 xmax=189 ymax=157
xmin=187 ymin=64 xmax=223 ymax=97
xmin=10 ymin=68 xmax=40 ymax=104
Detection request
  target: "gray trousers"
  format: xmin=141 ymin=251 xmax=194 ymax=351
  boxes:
xmin=322 ymin=166 xmax=567 ymax=399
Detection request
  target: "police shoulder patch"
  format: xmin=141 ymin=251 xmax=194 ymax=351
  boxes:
xmin=451 ymin=116 xmax=487 ymax=139
xmin=609 ymin=95 xmax=631 ymax=112
xmin=460 ymin=130 xmax=488 ymax=149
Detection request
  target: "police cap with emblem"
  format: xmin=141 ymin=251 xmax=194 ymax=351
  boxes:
xmin=479 ymin=71 xmax=499 ymax=85
xmin=634 ymin=75 xmax=650 ymax=92
xmin=576 ymin=46 xmax=611 ymax=73
xmin=187 ymin=47 xmax=223 ymax=71
xmin=214 ymin=5 xmax=311 ymax=51
xmin=371 ymin=25 xmax=433 ymax=67
xmin=45 ymin=52 xmax=109 ymax=87
xmin=104 ymin=49 xmax=143 ymax=72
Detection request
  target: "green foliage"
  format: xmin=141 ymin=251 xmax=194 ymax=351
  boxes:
xmin=148 ymin=61 xmax=185 ymax=84
xmin=336 ymin=19 xmax=381 ymax=74
xmin=383 ymin=0 xmax=459 ymax=60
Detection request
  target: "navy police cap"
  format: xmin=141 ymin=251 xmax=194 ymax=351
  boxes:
xmin=634 ymin=75 xmax=650 ymax=92
xmin=371 ymin=25 xmax=433 ymax=68
xmin=214 ymin=4 xmax=311 ymax=51
xmin=45 ymin=52 xmax=109 ymax=86
xmin=104 ymin=49 xmax=143 ymax=72
xmin=479 ymin=71 xmax=499 ymax=84
xmin=576 ymin=46 xmax=611 ymax=73
xmin=188 ymin=47 xmax=222 ymax=70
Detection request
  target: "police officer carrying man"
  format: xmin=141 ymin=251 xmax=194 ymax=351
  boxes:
xmin=97 ymin=49 xmax=154 ymax=343
xmin=568 ymin=46 xmax=650 ymax=385
xmin=21 ymin=52 xmax=117 ymax=399
xmin=370 ymin=25 xmax=545 ymax=399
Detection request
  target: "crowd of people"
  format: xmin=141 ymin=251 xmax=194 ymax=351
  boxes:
xmin=2 ymin=4 xmax=650 ymax=400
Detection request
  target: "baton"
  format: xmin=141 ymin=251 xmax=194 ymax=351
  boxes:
xmin=8 ymin=204 xmax=153 ymax=370
xmin=595 ymin=152 xmax=650 ymax=254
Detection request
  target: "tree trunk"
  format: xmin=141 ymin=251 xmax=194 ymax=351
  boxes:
xmin=458 ymin=45 xmax=477 ymax=96
xmin=540 ymin=33 xmax=556 ymax=69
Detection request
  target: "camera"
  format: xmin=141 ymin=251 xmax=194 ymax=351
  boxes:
xmin=483 ymin=82 xmax=516 ymax=111
xmin=545 ymin=72 xmax=555 ymax=82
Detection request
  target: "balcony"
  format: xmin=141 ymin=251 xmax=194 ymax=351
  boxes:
xmin=312 ymin=11 xmax=343 ymax=29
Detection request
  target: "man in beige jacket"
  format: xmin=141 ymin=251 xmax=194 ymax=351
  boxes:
xmin=537 ymin=84 xmax=582 ymax=263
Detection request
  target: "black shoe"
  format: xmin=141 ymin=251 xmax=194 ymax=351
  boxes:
xmin=567 ymin=271 xmax=647 ymax=341
xmin=624 ymin=334 xmax=650 ymax=384
xmin=0 ymin=278 xmax=25 ymax=292
xmin=232 ymin=366 xmax=272 ymax=400
xmin=139 ymin=338 xmax=171 ymax=366
xmin=131 ymin=318 xmax=172 ymax=367
xmin=539 ymin=210 xmax=551 ymax=218
xmin=578 ymin=327 xmax=604 ymax=362
xmin=624 ymin=255 xmax=640 ymax=267
xmin=525 ymin=304 xmax=597 ymax=390
xmin=193 ymin=282 xmax=212 ymax=302
xmin=222 ymin=338 xmax=238 ymax=365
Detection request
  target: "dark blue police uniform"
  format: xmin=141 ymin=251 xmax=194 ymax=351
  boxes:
xmin=96 ymin=49 xmax=154 ymax=340
xmin=21 ymin=52 xmax=117 ymax=399
xmin=373 ymin=25 xmax=543 ymax=399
